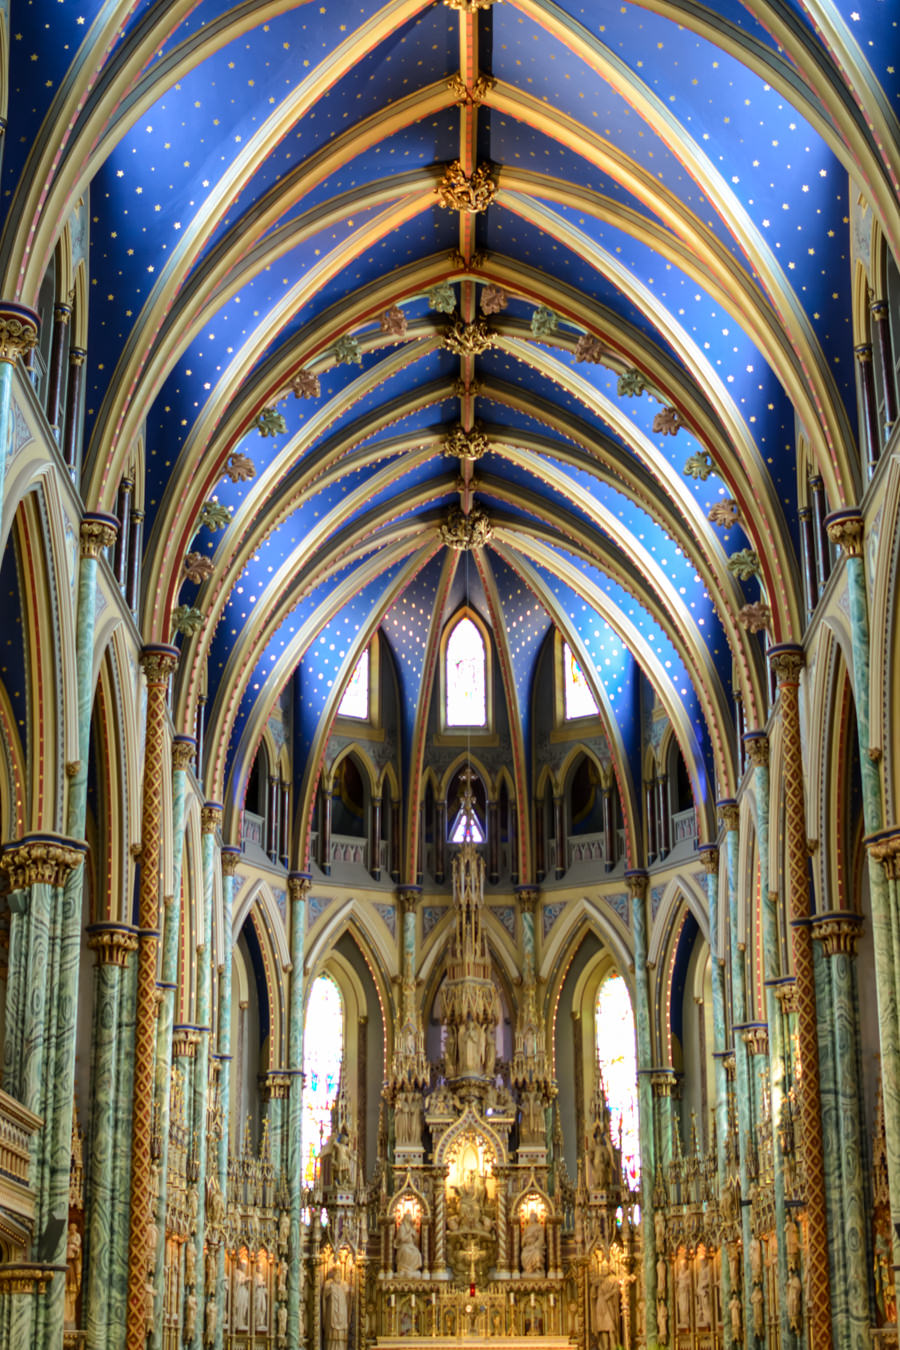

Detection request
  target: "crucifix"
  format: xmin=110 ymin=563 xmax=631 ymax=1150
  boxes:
xmin=460 ymin=1237 xmax=482 ymax=1293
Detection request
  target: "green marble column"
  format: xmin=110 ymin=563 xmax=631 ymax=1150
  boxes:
xmin=188 ymin=803 xmax=221 ymax=1350
xmin=84 ymin=924 xmax=138 ymax=1350
xmin=150 ymin=734 xmax=195 ymax=1350
xmin=828 ymin=512 xmax=900 ymax=1284
xmin=213 ymin=843 xmax=240 ymax=1350
xmin=718 ymin=800 xmax=755 ymax=1349
xmin=0 ymin=304 xmax=39 ymax=529
xmin=40 ymin=515 xmax=119 ymax=1345
xmin=699 ymin=845 xmax=733 ymax=1350
xmin=110 ymin=927 xmax=139 ymax=1339
xmin=287 ymin=872 xmax=310 ymax=1346
xmin=744 ymin=732 xmax=793 ymax=1350
xmin=626 ymin=870 xmax=657 ymax=1348
xmin=812 ymin=926 xmax=846 ymax=1342
xmin=0 ymin=837 xmax=84 ymax=1341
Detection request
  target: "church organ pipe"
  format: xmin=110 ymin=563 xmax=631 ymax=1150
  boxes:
xmin=62 ymin=346 xmax=86 ymax=471
xmin=554 ymin=795 xmax=565 ymax=878
xmin=644 ymin=780 xmax=657 ymax=863
xmin=417 ymin=802 xmax=425 ymax=884
xmin=195 ymin=693 xmax=207 ymax=776
xmin=320 ymin=785 xmax=332 ymax=874
xmin=113 ymin=476 xmax=133 ymax=584
xmin=871 ymin=298 xmax=899 ymax=427
xmin=125 ymin=507 xmax=143 ymax=612
xmin=280 ymin=780 xmax=290 ymax=864
xmin=602 ymin=787 xmax=616 ymax=870
xmin=268 ymin=774 xmax=279 ymax=861
xmin=488 ymin=800 xmax=499 ymax=883
xmin=371 ymin=795 xmax=382 ymax=880
xmin=856 ymin=342 xmax=882 ymax=470
xmin=390 ymin=800 xmax=400 ymax=881
xmin=535 ymin=798 xmax=545 ymax=879
xmin=45 ymin=302 xmax=70 ymax=433
xmin=810 ymin=475 xmax=831 ymax=593
xmin=656 ymin=773 xmax=669 ymax=857
xmin=434 ymin=800 xmax=446 ymax=882
xmin=799 ymin=505 xmax=818 ymax=615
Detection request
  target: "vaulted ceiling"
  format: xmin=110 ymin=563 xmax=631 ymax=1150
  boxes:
xmin=6 ymin=0 xmax=898 ymax=861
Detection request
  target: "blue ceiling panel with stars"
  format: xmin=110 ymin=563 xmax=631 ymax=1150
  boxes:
xmin=6 ymin=0 xmax=894 ymax=868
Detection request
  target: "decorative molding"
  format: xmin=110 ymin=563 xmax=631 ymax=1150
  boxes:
xmin=442 ymin=316 xmax=495 ymax=356
xmin=438 ymin=504 xmax=493 ymax=551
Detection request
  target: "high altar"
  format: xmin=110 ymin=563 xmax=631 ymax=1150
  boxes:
xmin=303 ymin=785 xmax=639 ymax=1350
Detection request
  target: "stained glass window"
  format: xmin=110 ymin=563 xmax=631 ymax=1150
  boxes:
xmin=595 ymin=972 xmax=640 ymax=1187
xmin=450 ymin=809 xmax=485 ymax=843
xmin=301 ymin=974 xmax=344 ymax=1184
xmin=338 ymin=648 xmax=369 ymax=719
xmin=446 ymin=617 xmax=487 ymax=727
xmin=563 ymin=642 xmax=599 ymax=719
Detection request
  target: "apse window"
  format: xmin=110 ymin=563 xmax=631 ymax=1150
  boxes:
xmin=301 ymin=974 xmax=344 ymax=1184
xmin=446 ymin=616 xmax=487 ymax=727
xmin=338 ymin=648 xmax=369 ymax=720
xmin=595 ymin=971 xmax=640 ymax=1187
xmin=563 ymin=642 xmax=599 ymax=720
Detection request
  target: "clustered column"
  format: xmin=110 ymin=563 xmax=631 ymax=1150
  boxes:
xmin=769 ymin=645 xmax=831 ymax=1341
xmin=287 ymin=872 xmax=310 ymax=1345
xmin=626 ymin=869 xmax=657 ymax=1347
xmin=125 ymin=644 xmax=179 ymax=1349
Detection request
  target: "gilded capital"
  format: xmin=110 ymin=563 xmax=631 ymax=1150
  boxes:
xmin=201 ymin=803 xmax=222 ymax=835
xmin=221 ymin=846 xmax=241 ymax=877
xmin=262 ymin=1070 xmax=293 ymax=1101
xmin=80 ymin=511 xmax=119 ymax=559
xmin=87 ymin=923 xmax=139 ymax=966
xmin=698 ymin=846 xmax=719 ymax=875
xmin=768 ymin=644 xmax=805 ymax=686
xmin=2 ymin=835 xmax=85 ymax=889
xmin=624 ymin=870 xmax=648 ymax=900
xmin=516 ymin=887 xmax=540 ymax=914
xmin=743 ymin=732 xmax=769 ymax=768
xmin=811 ymin=910 xmax=864 ymax=958
xmin=866 ymin=829 xmax=900 ymax=882
xmin=825 ymin=510 xmax=864 ymax=558
xmin=140 ymin=644 xmax=179 ymax=685
xmin=0 ymin=303 xmax=39 ymax=365
xmin=717 ymin=799 xmax=740 ymax=833
xmin=172 ymin=736 xmax=196 ymax=772
xmin=399 ymin=887 xmax=420 ymax=915
xmin=288 ymin=873 xmax=311 ymax=904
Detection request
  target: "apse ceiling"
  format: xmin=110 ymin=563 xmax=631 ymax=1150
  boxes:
xmin=5 ymin=0 xmax=898 ymax=856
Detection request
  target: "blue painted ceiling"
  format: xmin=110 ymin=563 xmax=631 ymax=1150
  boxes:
xmin=4 ymin=0 xmax=892 ymax=839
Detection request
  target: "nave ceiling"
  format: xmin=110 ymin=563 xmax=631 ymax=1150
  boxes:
xmin=3 ymin=0 xmax=896 ymax=859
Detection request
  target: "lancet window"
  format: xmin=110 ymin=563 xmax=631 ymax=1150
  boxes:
xmin=338 ymin=648 xmax=369 ymax=719
xmin=446 ymin=616 xmax=487 ymax=727
xmin=595 ymin=972 xmax=640 ymax=1187
xmin=301 ymin=974 xmax=344 ymax=1184
xmin=563 ymin=641 xmax=599 ymax=719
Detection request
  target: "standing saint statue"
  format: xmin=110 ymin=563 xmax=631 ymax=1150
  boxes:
xmin=324 ymin=1269 xmax=351 ymax=1350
